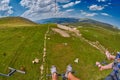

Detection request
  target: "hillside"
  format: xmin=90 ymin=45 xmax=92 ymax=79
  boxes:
xmin=0 ymin=17 xmax=37 ymax=27
xmin=37 ymin=17 xmax=119 ymax=31
xmin=68 ymin=18 xmax=119 ymax=31
xmin=36 ymin=18 xmax=79 ymax=24
xmin=0 ymin=19 xmax=120 ymax=80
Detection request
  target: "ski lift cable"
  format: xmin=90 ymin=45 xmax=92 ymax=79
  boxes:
xmin=54 ymin=0 xmax=63 ymax=17
xmin=54 ymin=0 xmax=57 ymax=17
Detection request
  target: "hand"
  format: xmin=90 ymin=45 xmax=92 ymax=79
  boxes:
xmin=96 ymin=62 xmax=104 ymax=71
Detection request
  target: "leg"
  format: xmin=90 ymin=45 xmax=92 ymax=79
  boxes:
xmin=105 ymin=50 xmax=115 ymax=60
xmin=105 ymin=75 xmax=114 ymax=80
xmin=67 ymin=72 xmax=80 ymax=80
xmin=65 ymin=65 xmax=80 ymax=80
xmin=52 ymin=73 xmax=58 ymax=80
xmin=96 ymin=62 xmax=113 ymax=71
xmin=51 ymin=65 xmax=58 ymax=80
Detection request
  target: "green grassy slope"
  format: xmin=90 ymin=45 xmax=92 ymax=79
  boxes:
xmin=0 ymin=17 xmax=37 ymax=27
xmin=78 ymin=26 xmax=120 ymax=52
xmin=0 ymin=24 xmax=50 ymax=80
xmin=0 ymin=17 xmax=120 ymax=80
xmin=46 ymin=27 xmax=111 ymax=80
xmin=69 ymin=22 xmax=119 ymax=32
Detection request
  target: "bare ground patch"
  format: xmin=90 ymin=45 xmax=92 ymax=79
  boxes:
xmin=51 ymin=28 xmax=70 ymax=37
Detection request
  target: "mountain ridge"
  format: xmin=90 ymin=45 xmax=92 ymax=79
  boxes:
xmin=0 ymin=17 xmax=37 ymax=27
xmin=36 ymin=17 xmax=119 ymax=31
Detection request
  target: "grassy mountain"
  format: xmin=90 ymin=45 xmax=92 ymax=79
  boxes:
xmin=37 ymin=17 xmax=119 ymax=31
xmin=70 ymin=18 xmax=119 ymax=31
xmin=36 ymin=18 xmax=79 ymax=24
xmin=0 ymin=17 xmax=37 ymax=27
xmin=0 ymin=17 xmax=120 ymax=80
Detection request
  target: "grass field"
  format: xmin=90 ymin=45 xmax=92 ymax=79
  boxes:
xmin=46 ymin=26 xmax=111 ymax=80
xmin=0 ymin=18 xmax=120 ymax=80
xmin=0 ymin=24 xmax=50 ymax=80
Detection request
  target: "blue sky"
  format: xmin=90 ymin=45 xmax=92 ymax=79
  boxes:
xmin=0 ymin=0 xmax=120 ymax=27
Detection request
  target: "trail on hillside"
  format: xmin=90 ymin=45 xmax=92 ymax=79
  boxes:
xmin=57 ymin=24 xmax=106 ymax=54
xmin=39 ymin=26 xmax=49 ymax=80
xmin=80 ymin=37 xmax=106 ymax=53
xmin=51 ymin=28 xmax=70 ymax=37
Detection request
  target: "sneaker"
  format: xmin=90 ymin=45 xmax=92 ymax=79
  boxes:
xmin=50 ymin=65 xmax=57 ymax=74
xmin=65 ymin=64 xmax=72 ymax=78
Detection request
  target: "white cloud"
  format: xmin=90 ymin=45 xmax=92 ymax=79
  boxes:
xmin=0 ymin=0 xmax=13 ymax=16
xmin=89 ymin=4 xmax=104 ymax=10
xmin=80 ymin=10 xmax=98 ymax=17
xmin=97 ymin=0 xmax=106 ymax=2
xmin=20 ymin=0 xmax=61 ymax=20
xmin=80 ymin=10 xmax=87 ymax=15
xmin=57 ymin=0 xmax=71 ymax=3
xmin=7 ymin=9 xmax=13 ymax=14
xmin=20 ymin=0 xmax=81 ymax=20
xmin=101 ymin=13 xmax=111 ymax=16
xmin=108 ymin=3 xmax=112 ymax=5
xmin=85 ymin=13 xmax=98 ymax=16
xmin=75 ymin=1 xmax=81 ymax=4
xmin=63 ymin=0 xmax=81 ymax=8
xmin=63 ymin=2 xmax=75 ymax=8
xmin=66 ymin=9 xmax=74 ymax=12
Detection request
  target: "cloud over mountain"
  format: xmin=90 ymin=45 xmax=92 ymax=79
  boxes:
xmin=20 ymin=0 xmax=59 ymax=20
xmin=80 ymin=10 xmax=98 ymax=17
xmin=62 ymin=0 xmax=81 ymax=8
xmin=0 ymin=0 xmax=13 ymax=17
xmin=101 ymin=13 xmax=111 ymax=16
xmin=89 ymin=5 xmax=104 ymax=10
xmin=97 ymin=0 xmax=106 ymax=2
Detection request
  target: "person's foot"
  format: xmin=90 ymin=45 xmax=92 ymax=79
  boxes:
xmin=50 ymin=65 xmax=57 ymax=74
xmin=65 ymin=64 xmax=72 ymax=78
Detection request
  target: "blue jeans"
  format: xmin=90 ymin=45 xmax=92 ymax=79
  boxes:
xmin=105 ymin=75 xmax=114 ymax=80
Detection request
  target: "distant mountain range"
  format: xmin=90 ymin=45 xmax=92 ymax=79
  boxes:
xmin=36 ymin=17 xmax=118 ymax=31
xmin=36 ymin=18 xmax=113 ymax=27
xmin=36 ymin=18 xmax=79 ymax=24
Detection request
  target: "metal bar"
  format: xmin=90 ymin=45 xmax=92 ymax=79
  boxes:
xmin=16 ymin=70 xmax=26 ymax=74
xmin=0 ymin=67 xmax=25 ymax=77
xmin=7 ymin=69 xmax=16 ymax=76
xmin=9 ymin=67 xmax=25 ymax=74
xmin=0 ymin=73 xmax=9 ymax=77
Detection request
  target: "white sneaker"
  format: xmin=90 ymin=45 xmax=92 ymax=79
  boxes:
xmin=65 ymin=64 xmax=72 ymax=78
xmin=50 ymin=65 xmax=57 ymax=74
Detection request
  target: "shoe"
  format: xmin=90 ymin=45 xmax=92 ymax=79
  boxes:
xmin=50 ymin=65 xmax=57 ymax=74
xmin=65 ymin=64 xmax=72 ymax=78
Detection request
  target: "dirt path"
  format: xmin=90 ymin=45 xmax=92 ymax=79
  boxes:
xmin=39 ymin=27 xmax=49 ymax=80
xmin=52 ymin=28 xmax=70 ymax=37
xmin=57 ymin=24 xmax=81 ymax=37
xmin=80 ymin=37 xmax=106 ymax=54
